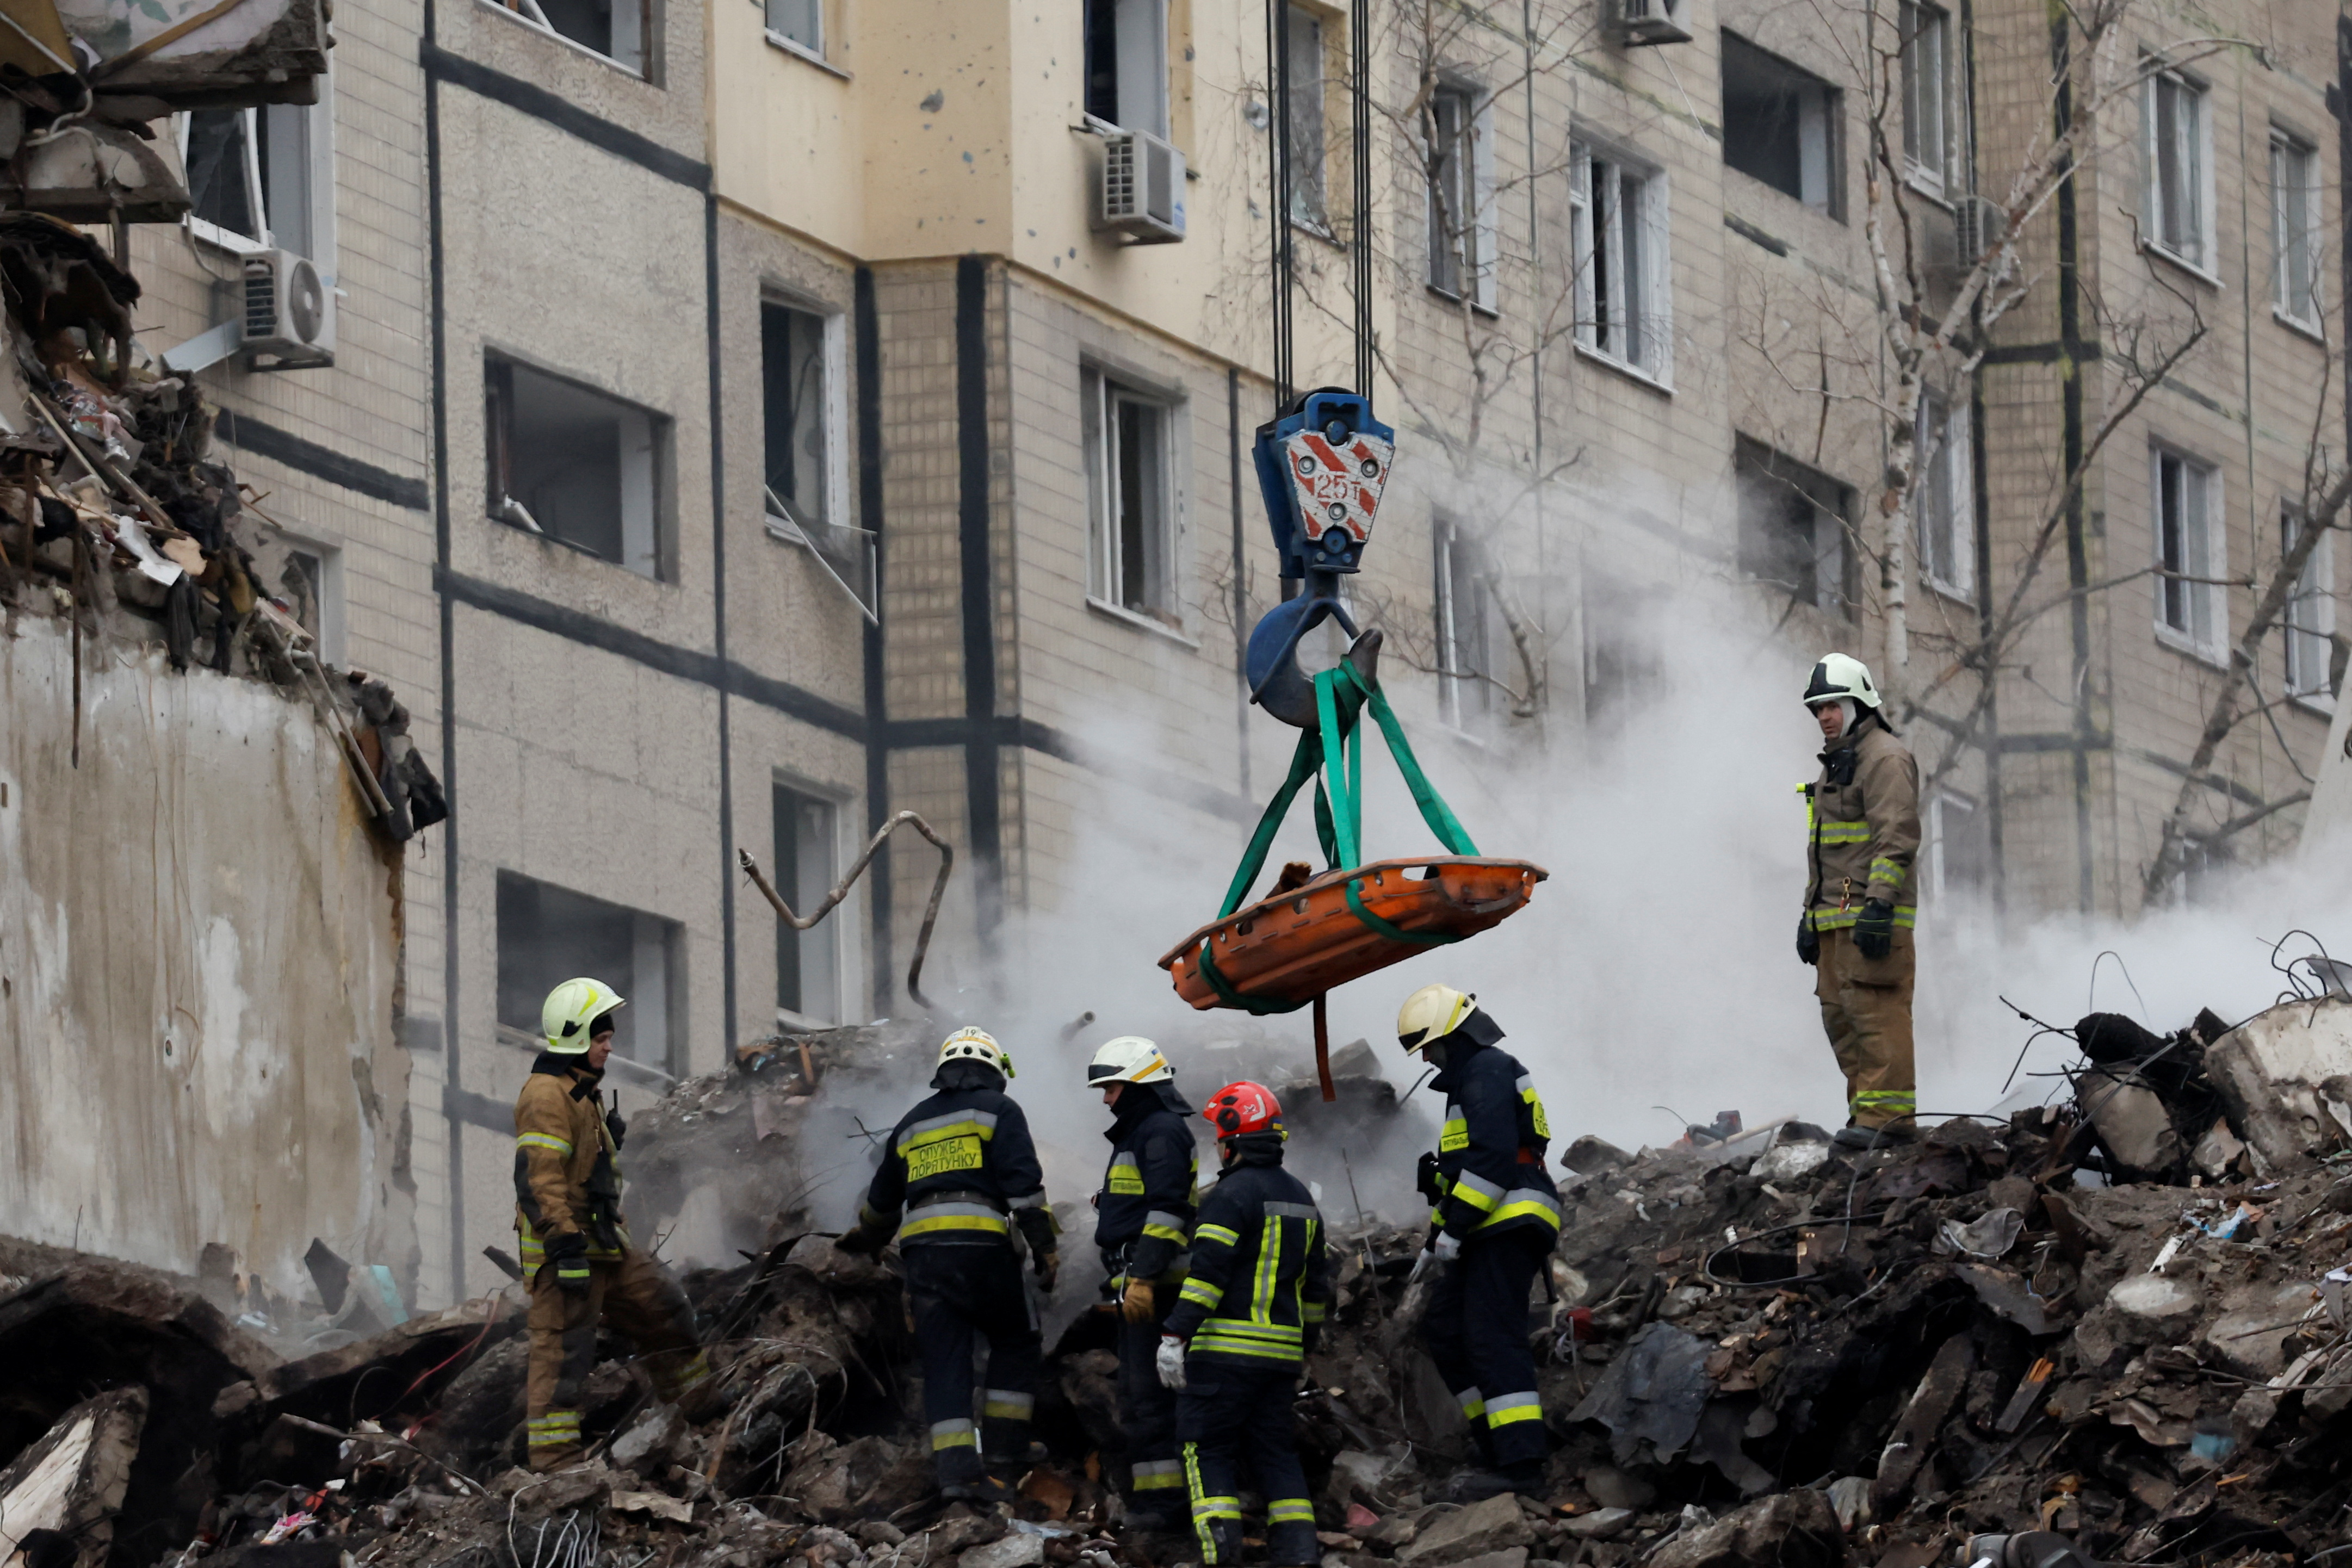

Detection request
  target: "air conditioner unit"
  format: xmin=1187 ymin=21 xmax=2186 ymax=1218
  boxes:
xmin=242 ymin=249 xmax=335 ymax=368
xmin=1618 ymin=0 xmax=1692 ymax=45
xmin=1952 ymin=196 xmax=2003 ymax=269
xmin=1096 ymin=128 xmax=1186 ymax=244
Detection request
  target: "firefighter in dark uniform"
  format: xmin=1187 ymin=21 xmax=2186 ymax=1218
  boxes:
xmin=1158 ymin=1081 xmax=1329 ymax=1568
xmin=836 ymin=1027 xmax=1059 ymax=1502
xmin=1085 ymin=1036 xmax=1199 ymax=1530
xmin=1397 ymin=983 xmax=1562 ymax=1501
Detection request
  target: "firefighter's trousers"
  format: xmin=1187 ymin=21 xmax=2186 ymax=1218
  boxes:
xmin=1815 ymin=926 xmax=1918 ymax=1129
xmin=1116 ymin=1286 xmax=1185 ymax=1514
xmin=525 ymin=1249 xmax=707 ymax=1468
xmin=1177 ymin=1354 xmax=1317 ymax=1566
xmin=1420 ymin=1228 xmax=1550 ymax=1471
xmin=903 ymin=1242 xmax=1042 ymax=1485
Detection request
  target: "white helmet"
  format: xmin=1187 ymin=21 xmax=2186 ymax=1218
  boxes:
xmin=1803 ymin=653 xmax=1883 ymax=711
xmin=1397 ymin=983 xmax=1477 ymax=1053
xmin=938 ymin=1025 xmax=1014 ymax=1079
xmin=542 ymin=977 xmax=626 ymax=1053
xmin=1086 ymin=1036 xmax=1174 ymax=1086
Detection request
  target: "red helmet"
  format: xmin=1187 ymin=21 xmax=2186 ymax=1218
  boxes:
xmin=1203 ymin=1081 xmax=1284 ymax=1139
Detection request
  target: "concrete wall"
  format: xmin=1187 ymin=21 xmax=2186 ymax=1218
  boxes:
xmin=0 ymin=616 xmax=412 ymax=1296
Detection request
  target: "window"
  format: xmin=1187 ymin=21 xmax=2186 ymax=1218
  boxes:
xmin=1915 ymin=388 xmax=1975 ymax=599
xmin=2144 ymin=66 xmax=2209 ymax=270
xmin=773 ymin=784 xmax=842 ymax=1024
xmin=2152 ymin=447 xmax=2221 ymax=653
xmin=1927 ymin=791 xmax=1991 ymax=897
xmin=1426 ymin=85 xmax=1495 ymax=308
xmin=274 ymin=536 xmax=346 ymax=665
xmin=181 ymin=101 xmax=331 ymax=257
xmin=762 ymin=302 xmax=838 ymax=532
xmin=1581 ymin=571 xmax=1665 ymax=735
xmin=2272 ymin=131 xmax=2322 ymax=329
xmin=1433 ymin=518 xmax=1494 ymax=727
xmin=2284 ymin=505 xmax=2335 ymax=702
xmin=486 ymin=356 xmax=667 ymax=580
xmin=768 ymin=0 xmax=819 ymax=54
xmin=1284 ymin=5 xmax=1326 ymax=229
xmin=488 ymin=0 xmax=645 ymax=72
xmin=1735 ymin=437 xmax=1851 ymax=610
xmin=496 ymin=872 xmax=682 ymax=1075
xmin=1083 ymin=0 xmax=1168 ymax=138
xmin=1571 ymin=140 xmax=1669 ymax=379
xmin=1083 ymin=370 xmax=1177 ymax=621
xmin=1899 ymin=3 xmax=1949 ymax=195
xmin=1720 ymin=34 xmax=1839 ymax=215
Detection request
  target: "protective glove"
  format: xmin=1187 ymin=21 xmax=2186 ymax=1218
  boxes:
xmin=1121 ymin=1278 xmax=1155 ymax=1323
xmin=1156 ymin=1335 xmax=1187 ymax=1390
xmin=1415 ymin=1151 xmax=1445 ymax=1205
xmin=1796 ymin=917 xmax=1819 ymax=967
xmin=1035 ymin=1250 xmax=1060 ymax=1291
xmin=544 ymin=1231 xmax=591 ymax=1295
xmin=1853 ymin=900 xmax=1895 ymax=960
xmin=832 ymin=1223 xmax=887 ymax=1256
xmin=1432 ymin=1230 xmax=1463 ymax=1264
xmin=604 ymin=1107 xmax=628 ymax=1149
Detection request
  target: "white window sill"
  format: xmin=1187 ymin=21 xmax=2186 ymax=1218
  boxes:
xmin=476 ymin=0 xmax=648 ymax=78
xmin=2289 ymin=688 xmax=2337 ymax=717
xmin=2154 ymin=622 xmax=2229 ymax=669
xmin=1425 ymin=281 xmax=1500 ymax=320
xmin=2141 ymin=238 xmax=2221 ymax=289
xmin=2273 ymin=305 xmax=2328 ymax=346
xmin=1922 ymin=573 xmax=1977 ymax=607
xmin=765 ymin=30 xmax=847 ymax=77
xmin=1903 ymin=165 xmax=1951 ymax=208
xmin=776 ymin=1006 xmax=839 ymax=1032
xmin=1574 ymin=340 xmax=1672 ymax=394
xmin=1087 ymin=594 xmax=1198 ymax=648
xmin=187 ymin=218 xmax=270 ymax=257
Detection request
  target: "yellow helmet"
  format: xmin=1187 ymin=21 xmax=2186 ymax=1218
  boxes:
xmin=938 ymin=1025 xmax=1014 ymax=1079
xmin=542 ymin=977 xmax=626 ymax=1053
xmin=1397 ymin=983 xmax=1477 ymax=1054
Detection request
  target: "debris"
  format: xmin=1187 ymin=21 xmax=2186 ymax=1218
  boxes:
xmin=1396 ymin=1495 xmax=1533 ymax=1566
xmin=2205 ymin=997 xmax=2352 ymax=1170
xmin=1565 ymin=1323 xmax=1712 ymax=1465
xmin=0 ymin=1389 xmax=146 ymax=1568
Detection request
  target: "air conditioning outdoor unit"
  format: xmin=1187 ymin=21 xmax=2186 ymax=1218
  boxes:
xmin=1618 ymin=0 xmax=1692 ymax=45
xmin=1952 ymin=196 xmax=2003 ymax=269
xmin=243 ymin=249 xmax=335 ymax=368
xmin=1096 ymin=127 xmax=1186 ymax=244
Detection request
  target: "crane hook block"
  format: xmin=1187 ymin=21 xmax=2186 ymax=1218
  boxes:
xmin=1252 ymin=387 xmax=1395 ymax=580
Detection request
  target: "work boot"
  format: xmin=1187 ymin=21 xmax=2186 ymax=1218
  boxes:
xmin=1119 ymin=1505 xmax=1184 ymax=1535
xmin=1832 ymin=1121 xmax=1914 ymax=1151
xmin=939 ymin=1475 xmax=1016 ymax=1505
xmin=1443 ymin=1461 xmax=1543 ymax=1503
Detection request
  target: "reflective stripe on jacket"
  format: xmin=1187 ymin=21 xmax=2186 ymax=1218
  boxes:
xmin=513 ymin=1052 xmax=628 ymax=1262
xmin=1093 ymin=1083 xmax=1199 ymax=1284
xmin=1430 ymin=1039 xmax=1561 ymax=1243
xmin=858 ymin=1070 xmax=1057 ymax=1255
xmin=1800 ymin=719 xmax=1921 ymax=930
xmin=1163 ymin=1154 xmax=1329 ymax=1364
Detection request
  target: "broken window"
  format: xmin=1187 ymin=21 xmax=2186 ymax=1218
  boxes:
xmin=1734 ymin=437 xmax=1850 ymax=611
xmin=485 ymin=356 xmax=667 ymax=580
xmin=2145 ymin=66 xmax=2209 ymax=269
xmin=1915 ymin=388 xmax=1974 ymax=600
xmin=1928 ymin=791 xmax=1991 ymax=897
xmin=2271 ymin=129 xmax=2322 ymax=329
xmin=2283 ymin=504 xmax=2335 ymax=702
xmin=1898 ymin=3 xmax=1949 ymax=196
xmin=1083 ymin=369 xmax=1178 ymax=622
xmin=1571 ymin=140 xmax=1669 ymax=378
xmin=768 ymin=0 xmax=820 ymax=54
xmin=181 ymin=101 xmax=331 ymax=256
xmin=1426 ymin=85 xmax=1494 ymax=308
xmin=2153 ymin=445 xmax=2221 ymax=653
xmin=1082 ymin=0 xmax=1168 ymax=138
xmin=1433 ymin=517 xmax=1495 ymax=727
xmin=762 ymin=302 xmax=835 ymax=531
xmin=491 ymin=0 xmax=646 ymax=73
xmin=1284 ymin=5 xmax=1326 ymax=229
xmin=496 ymin=871 xmax=681 ymax=1075
xmin=773 ymin=784 xmax=841 ymax=1025
xmin=1720 ymin=33 xmax=1838 ymax=215
xmin=275 ymin=538 xmax=345 ymax=665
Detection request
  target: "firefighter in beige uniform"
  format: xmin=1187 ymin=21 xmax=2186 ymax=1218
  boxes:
xmin=516 ymin=977 xmax=715 ymax=1467
xmin=1794 ymin=655 xmax=1922 ymax=1149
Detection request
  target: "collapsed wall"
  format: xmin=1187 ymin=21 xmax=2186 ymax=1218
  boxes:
xmin=0 ymin=611 xmax=414 ymax=1297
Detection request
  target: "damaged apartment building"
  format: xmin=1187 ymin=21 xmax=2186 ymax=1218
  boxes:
xmin=97 ymin=0 xmax=2352 ymax=1311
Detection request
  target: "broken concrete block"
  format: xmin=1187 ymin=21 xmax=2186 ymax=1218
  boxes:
xmin=1398 ymin=1495 xmax=1536 ymax=1566
xmin=608 ymin=1404 xmax=684 ymax=1474
xmin=1825 ymin=1477 xmax=1871 ymax=1531
xmin=2077 ymin=1067 xmax=2184 ymax=1179
xmin=2192 ymin=1120 xmax=2248 ymax=1179
xmin=1583 ymin=1466 xmax=1656 ymax=1511
xmin=2106 ymin=1274 xmax=2201 ymax=1343
xmin=1751 ymin=1142 xmax=1830 ymax=1182
xmin=1561 ymin=1509 xmax=1634 ymax=1540
xmin=0 ymin=1387 xmax=147 ymax=1568
xmin=1440 ymin=1550 xmax=1528 ymax=1568
xmin=1563 ymin=1137 xmax=1633 ymax=1175
xmin=1646 ymin=1490 xmax=1843 ymax=1568
xmin=2206 ymin=999 xmax=2352 ymax=1170
xmin=2202 ymin=1284 xmax=2317 ymax=1380
xmin=961 ymin=1534 xmax=1046 ymax=1568
xmin=609 ymin=1490 xmax=691 ymax=1524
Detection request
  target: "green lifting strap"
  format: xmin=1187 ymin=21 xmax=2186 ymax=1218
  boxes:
xmin=1194 ymin=662 xmax=1482 ymax=1010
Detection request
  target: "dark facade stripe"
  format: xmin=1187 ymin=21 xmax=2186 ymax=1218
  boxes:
xmin=955 ymin=255 xmax=1002 ymax=938
xmin=703 ymin=189 xmax=738 ymax=1053
xmin=216 ymin=410 xmax=431 ymax=510
xmin=1723 ymin=212 xmax=1788 ymax=257
xmin=445 ymin=1084 xmax=510 ymax=1135
xmin=420 ymin=43 xmax=710 ymax=190
xmin=854 ymin=266 xmax=894 ymax=1013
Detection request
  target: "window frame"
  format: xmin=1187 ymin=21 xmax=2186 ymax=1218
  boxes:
xmin=1425 ymin=81 xmax=1496 ymax=313
xmin=479 ymin=0 xmax=649 ymax=78
xmin=765 ymin=0 xmax=830 ymax=66
xmin=1915 ymin=387 xmax=1975 ymax=602
xmin=759 ymin=296 xmax=848 ymax=540
xmin=1925 ymin=789 xmax=1989 ymax=898
xmin=1081 ymin=365 xmax=1186 ymax=632
xmin=1432 ymin=515 xmax=1495 ymax=730
xmin=2150 ymin=442 xmax=2225 ymax=662
xmin=1284 ymin=4 xmax=1329 ymax=233
xmin=493 ymin=870 xmax=684 ymax=1081
xmin=2283 ymin=503 xmax=2336 ymax=708
xmin=1570 ymin=136 xmax=1672 ymax=386
xmin=2141 ymin=61 xmax=2215 ymax=278
xmin=771 ymin=777 xmax=849 ymax=1027
xmin=1899 ymin=1 xmax=1950 ymax=199
xmin=1733 ymin=436 xmax=1853 ymax=612
xmin=1082 ymin=0 xmax=1169 ymax=139
xmin=2270 ymin=127 xmax=2323 ymax=334
xmin=485 ymin=352 xmax=673 ymax=582
xmin=177 ymin=94 xmax=337 ymax=267
xmin=273 ymin=533 xmax=347 ymax=666
xmin=1719 ymin=31 xmax=1843 ymax=218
